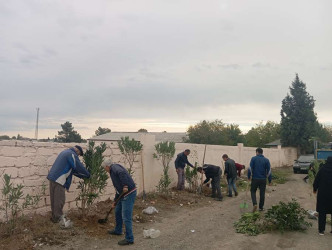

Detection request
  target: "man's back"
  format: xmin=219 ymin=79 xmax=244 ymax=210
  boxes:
xmin=249 ymin=155 xmax=271 ymax=180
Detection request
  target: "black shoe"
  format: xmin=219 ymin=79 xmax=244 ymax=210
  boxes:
xmin=118 ymin=239 xmax=134 ymax=245
xmin=211 ymin=195 xmax=216 ymax=198
xmin=319 ymin=231 xmax=324 ymax=236
xmin=235 ymin=191 xmax=238 ymax=197
xmin=108 ymin=230 xmax=122 ymax=235
xmin=227 ymin=194 xmax=233 ymax=197
xmin=215 ymin=197 xmax=223 ymax=201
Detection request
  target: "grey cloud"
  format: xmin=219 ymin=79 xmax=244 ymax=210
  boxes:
xmin=1 ymin=0 xmax=331 ymax=137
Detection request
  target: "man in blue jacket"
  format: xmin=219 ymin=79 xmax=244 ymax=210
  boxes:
xmin=174 ymin=149 xmax=195 ymax=190
xmin=103 ymin=159 xmax=137 ymax=246
xmin=248 ymin=148 xmax=272 ymax=212
xmin=47 ymin=145 xmax=90 ymax=224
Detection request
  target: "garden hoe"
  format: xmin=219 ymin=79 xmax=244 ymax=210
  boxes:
xmin=98 ymin=192 xmax=126 ymax=224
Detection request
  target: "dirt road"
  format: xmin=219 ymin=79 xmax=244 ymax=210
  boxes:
xmin=42 ymin=172 xmax=331 ymax=250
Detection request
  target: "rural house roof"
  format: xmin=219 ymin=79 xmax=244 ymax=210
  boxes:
xmin=89 ymin=132 xmax=187 ymax=143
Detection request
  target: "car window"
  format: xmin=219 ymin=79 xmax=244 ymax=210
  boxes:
xmin=298 ymin=155 xmax=314 ymax=162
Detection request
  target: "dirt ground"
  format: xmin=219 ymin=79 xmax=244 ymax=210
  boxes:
xmin=1 ymin=168 xmax=332 ymax=250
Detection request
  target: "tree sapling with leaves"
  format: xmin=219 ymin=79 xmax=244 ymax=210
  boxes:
xmin=154 ymin=141 xmax=176 ymax=194
xmin=76 ymin=141 xmax=108 ymax=218
xmin=118 ymin=136 xmax=143 ymax=177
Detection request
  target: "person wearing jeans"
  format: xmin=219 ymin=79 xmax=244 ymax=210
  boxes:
xmin=114 ymin=190 xmax=137 ymax=242
xmin=222 ymin=154 xmax=238 ymax=197
xmin=174 ymin=149 xmax=195 ymax=190
xmin=103 ymin=159 xmax=137 ymax=246
xmin=248 ymin=148 xmax=272 ymax=212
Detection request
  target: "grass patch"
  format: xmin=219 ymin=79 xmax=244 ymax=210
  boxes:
xmin=271 ymin=167 xmax=291 ymax=184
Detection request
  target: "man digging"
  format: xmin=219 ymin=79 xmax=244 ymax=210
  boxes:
xmin=103 ymin=158 xmax=137 ymax=246
xmin=197 ymin=164 xmax=223 ymax=201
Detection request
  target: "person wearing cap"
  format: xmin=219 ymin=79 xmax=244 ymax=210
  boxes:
xmin=102 ymin=159 xmax=137 ymax=246
xmin=47 ymin=145 xmax=90 ymax=224
xmin=174 ymin=149 xmax=195 ymax=190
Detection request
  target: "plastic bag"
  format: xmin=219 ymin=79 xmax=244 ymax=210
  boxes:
xmin=307 ymin=210 xmax=318 ymax=220
xmin=142 ymin=206 xmax=159 ymax=215
xmin=143 ymin=229 xmax=161 ymax=239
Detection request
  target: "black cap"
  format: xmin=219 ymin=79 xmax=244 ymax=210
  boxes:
xmin=75 ymin=145 xmax=83 ymax=156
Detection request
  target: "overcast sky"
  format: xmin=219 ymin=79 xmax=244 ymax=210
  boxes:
xmin=1 ymin=0 xmax=331 ymax=139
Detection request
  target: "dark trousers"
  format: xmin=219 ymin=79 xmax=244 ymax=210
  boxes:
xmin=49 ymin=180 xmax=65 ymax=222
xmin=251 ymin=179 xmax=266 ymax=209
xmin=211 ymin=169 xmax=222 ymax=199
xmin=318 ymin=212 xmax=331 ymax=233
xmin=177 ymin=168 xmax=185 ymax=190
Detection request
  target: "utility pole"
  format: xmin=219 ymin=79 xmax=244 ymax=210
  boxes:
xmin=35 ymin=108 xmax=39 ymax=140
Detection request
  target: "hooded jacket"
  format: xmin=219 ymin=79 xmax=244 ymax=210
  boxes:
xmin=47 ymin=148 xmax=90 ymax=190
xmin=313 ymin=156 xmax=332 ymax=213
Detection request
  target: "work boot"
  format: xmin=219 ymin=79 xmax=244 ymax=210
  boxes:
xmin=118 ymin=239 xmax=134 ymax=245
xmin=108 ymin=230 xmax=122 ymax=235
xmin=253 ymin=205 xmax=258 ymax=213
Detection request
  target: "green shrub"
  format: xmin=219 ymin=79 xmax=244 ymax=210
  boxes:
xmin=0 ymin=174 xmax=45 ymax=234
xmin=185 ymin=163 xmax=198 ymax=192
xmin=154 ymin=141 xmax=175 ymax=194
xmin=234 ymin=212 xmax=264 ymax=236
xmin=118 ymin=136 xmax=143 ymax=176
xmin=234 ymin=199 xmax=311 ymax=236
xmin=76 ymin=141 xmax=108 ymax=217
xmin=264 ymin=199 xmax=312 ymax=232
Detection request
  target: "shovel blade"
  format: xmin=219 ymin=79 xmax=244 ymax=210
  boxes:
xmin=98 ymin=218 xmax=108 ymax=224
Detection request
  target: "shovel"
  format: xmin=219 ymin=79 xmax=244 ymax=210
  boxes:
xmin=98 ymin=192 xmax=126 ymax=224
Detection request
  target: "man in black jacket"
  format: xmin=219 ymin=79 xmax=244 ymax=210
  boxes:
xmin=197 ymin=164 xmax=223 ymax=201
xmin=103 ymin=159 xmax=137 ymax=246
xmin=223 ymin=154 xmax=238 ymax=197
xmin=174 ymin=149 xmax=195 ymax=190
xmin=313 ymin=156 xmax=332 ymax=235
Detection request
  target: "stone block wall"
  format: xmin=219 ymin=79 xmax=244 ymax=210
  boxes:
xmin=0 ymin=137 xmax=297 ymax=221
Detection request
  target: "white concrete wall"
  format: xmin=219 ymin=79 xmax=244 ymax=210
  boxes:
xmin=0 ymin=137 xmax=297 ymax=220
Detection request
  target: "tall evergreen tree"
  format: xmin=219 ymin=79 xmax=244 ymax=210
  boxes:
xmin=280 ymin=74 xmax=317 ymax=154
xmin=56 ymin=121 xmax=83 ymax=143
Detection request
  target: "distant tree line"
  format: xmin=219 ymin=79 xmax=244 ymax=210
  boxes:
xmin=185 ymin=74 xmax=332 ymax=154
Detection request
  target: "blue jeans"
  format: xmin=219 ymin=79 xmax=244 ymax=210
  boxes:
xmin=227 ymin=177 xmax=237 ymax=196
xmin=114 ymin=190 xmax=136 ymax=243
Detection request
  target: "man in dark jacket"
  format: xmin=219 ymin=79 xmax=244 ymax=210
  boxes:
xmin=174 ymin=149 xmax=195 ymax=190
xmin=197 ymin=164 xmax=223 ymax=201
xmin=103 ymin=159 xmax=137 ymax=245
xmin=313 ymin=156 xmax=332 ymax=235
xmin=47 ymin=145 xmax=90 ymax=225
xmin=248 ymin=148 xmax=272 ymax=212
xmin=222 ymin=154 xmax=238 ymax=197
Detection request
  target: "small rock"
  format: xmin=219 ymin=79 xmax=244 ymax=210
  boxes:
xmin=180 ymin=204 xmax=183 ymax=207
